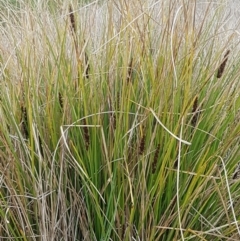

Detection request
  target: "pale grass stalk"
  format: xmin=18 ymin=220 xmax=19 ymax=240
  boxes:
xmin=149 ymin=108 xmax=191 ymax=145
xmin=217 ymin=155 xmax=240 ymax=237
xmin=171 ymin=5 xmax=183 ymax=88
xmin=100 ymin=126 xmax=112 ymax=178
xmin=176 ymin=117 xmax=185 ymax=241
xmin=166 ymin=167 xmax=221 ymax=180
xmin=32 ymin=123 xmax=43 ymax=160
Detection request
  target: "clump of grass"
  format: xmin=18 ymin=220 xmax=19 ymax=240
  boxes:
xmin=0 ymin=0 xmax=239 ymax=240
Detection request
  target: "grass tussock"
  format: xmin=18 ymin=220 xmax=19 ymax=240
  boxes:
xmin=0 ymin=0 xmax=239 ymax=240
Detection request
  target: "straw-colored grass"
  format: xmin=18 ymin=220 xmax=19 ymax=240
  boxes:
xmin=0 ymin=0 xmax=239 ymax=240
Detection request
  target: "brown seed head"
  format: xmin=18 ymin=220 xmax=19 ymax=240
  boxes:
xmin=191 ymin=96 xmax=199 ymax=127
xmin=82 ymin=119 xmax=90 ymax=150
xmin=21 ymin=105 xmax=29 ymax=138
xmin=69 ymin=5 xmax=76 ymax=34
xmin=139 ymin=134 xmax=146 ymax=155
xmin=127 ymin=57 xmax=133 ymax=84
xmin=58 ymin=92 xmax=63 ymax=109
xmin=84 ymin=52 xmax=90 ymax=79
xmin=217 ymin=50 xmax=230 ymax=78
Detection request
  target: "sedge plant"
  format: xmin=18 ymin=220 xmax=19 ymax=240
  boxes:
xmin=0 ymin=0 xmax=239 ymax=240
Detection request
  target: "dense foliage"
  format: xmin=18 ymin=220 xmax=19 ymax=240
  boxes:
xmin=0 ymin=0 xmax=239 ymax=240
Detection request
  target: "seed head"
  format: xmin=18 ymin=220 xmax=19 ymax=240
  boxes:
xmin=69 ymin=5 xmax=76 ymax=35
xmin=191 ymin=96 xmax=199 ymax=127
xmin=217 ymin=50 xmax=230 ymax=78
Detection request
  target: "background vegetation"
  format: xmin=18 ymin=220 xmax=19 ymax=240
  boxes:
xmin=0 ymin=0 xmax=239 ymax=240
